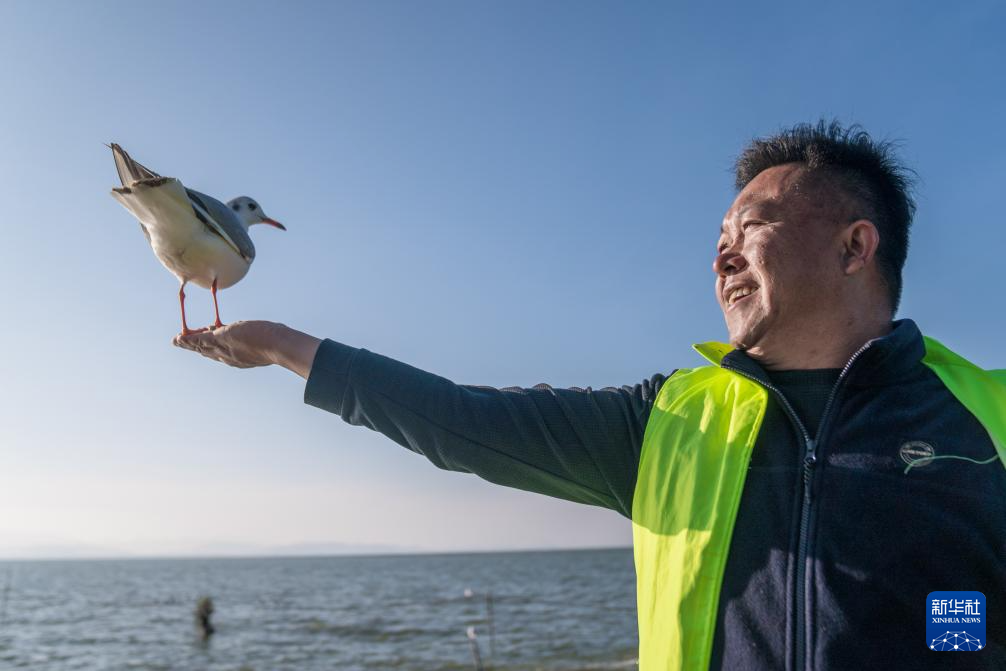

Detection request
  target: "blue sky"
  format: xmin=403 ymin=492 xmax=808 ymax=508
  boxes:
xmin=0 ymin=1 xmax=1003 ymax=557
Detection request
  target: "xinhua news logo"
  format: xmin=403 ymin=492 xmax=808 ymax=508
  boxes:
xmin=927 ymin=591 xmax=986 ymax=651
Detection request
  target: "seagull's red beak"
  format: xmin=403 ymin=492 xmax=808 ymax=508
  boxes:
xmin=261 ymin=217 xmax=286 ymax=231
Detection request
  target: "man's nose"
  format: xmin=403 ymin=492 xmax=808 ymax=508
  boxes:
xmin=713 ymin=249 xmax=747 ymax=276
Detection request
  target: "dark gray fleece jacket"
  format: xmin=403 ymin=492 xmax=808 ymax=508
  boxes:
xmin=304 ymin=318 xmax=1005 ymax=670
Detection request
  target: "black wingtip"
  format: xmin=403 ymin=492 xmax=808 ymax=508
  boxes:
xmin=109 ymin=143 xmax=161 ymax=186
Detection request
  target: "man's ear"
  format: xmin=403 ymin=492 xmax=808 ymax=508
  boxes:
xmin=842 ymin=219 xmax=880 ymax=275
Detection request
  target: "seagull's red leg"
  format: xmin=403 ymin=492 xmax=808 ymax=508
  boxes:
xmin=178 ymin=281 xmax=207 ymax=337
xmin=211 ymin=278 xmax=224 ymax=329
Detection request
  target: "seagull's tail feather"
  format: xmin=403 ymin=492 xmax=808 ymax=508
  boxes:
xmin=109 ymin=143 xmax=161 ymax=186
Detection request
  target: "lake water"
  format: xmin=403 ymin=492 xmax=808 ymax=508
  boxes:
xmin=0 ymin=548 xmax=638 ymax=670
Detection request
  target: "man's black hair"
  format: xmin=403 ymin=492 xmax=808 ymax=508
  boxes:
xmin=734 ymin=120 xmax=917 ymax=315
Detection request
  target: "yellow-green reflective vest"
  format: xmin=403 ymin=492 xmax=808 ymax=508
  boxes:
xmin=631 ymin=335 xmax=1006 ymax=670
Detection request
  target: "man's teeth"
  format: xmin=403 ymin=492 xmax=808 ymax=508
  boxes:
xmin=728 ymin=287 xmax=756 ymax=305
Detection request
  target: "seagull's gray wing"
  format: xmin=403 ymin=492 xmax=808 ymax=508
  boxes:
xmin=184 ymin=188 xmax=256 ymax=262
xmin=108 ymin=144 xmax=255 ymax=261
xmin=109 ymin=143 xmax=160 ymax=186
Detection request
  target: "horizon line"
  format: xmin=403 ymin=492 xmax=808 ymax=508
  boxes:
xmin=0 ymin=543 xmax=633 ymax=563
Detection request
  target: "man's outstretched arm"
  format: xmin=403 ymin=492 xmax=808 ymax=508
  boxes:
xmin=174 ymin=321 xmax=669 ymax=518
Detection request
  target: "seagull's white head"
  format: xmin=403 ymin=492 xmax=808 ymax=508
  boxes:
xmin=227 ymin=196 xmax=286 ymax=231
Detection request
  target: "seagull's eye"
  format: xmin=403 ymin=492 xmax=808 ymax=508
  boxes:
xmin=249 ymin=203 xmax=258 ymax=211
xmin=231 ymin=204 xmax=240 ymax=211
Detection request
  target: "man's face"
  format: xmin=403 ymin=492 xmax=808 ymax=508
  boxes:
xmin=715 ymin=163 xmax=845 ymax=353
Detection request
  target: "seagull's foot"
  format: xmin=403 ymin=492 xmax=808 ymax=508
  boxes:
xmin=210 ymin=319 xmax=226 ymax=330
xmin=179 ymin=326 xmax=210 ymax=337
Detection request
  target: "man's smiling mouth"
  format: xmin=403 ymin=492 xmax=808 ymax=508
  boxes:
xmin=726 ymin=285 xmax=758 ymax=307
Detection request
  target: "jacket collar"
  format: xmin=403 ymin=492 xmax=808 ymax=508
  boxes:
xmin=693 ymin=319 xmax=926 ymax=386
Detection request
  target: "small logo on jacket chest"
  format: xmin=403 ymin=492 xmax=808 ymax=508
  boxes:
xmin=900 ymin=441 xmax=936 ymax=467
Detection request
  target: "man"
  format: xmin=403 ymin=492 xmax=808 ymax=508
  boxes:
xmin=175 ymin=121 xmax=1005 ymax=670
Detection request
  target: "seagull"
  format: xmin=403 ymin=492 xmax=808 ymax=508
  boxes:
xmin=108 ymin=143 xmax=286 ymax=335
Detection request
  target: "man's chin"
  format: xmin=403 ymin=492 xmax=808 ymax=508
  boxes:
xmin=726 ymin=325 xmax=761 ymax=351
xmin=725 ymin=310 xmax=774 ymax=356
xmin=725 ymin=322 xmax=745 ymax=348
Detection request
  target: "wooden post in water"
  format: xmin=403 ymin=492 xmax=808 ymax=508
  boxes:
xmin=195 ymin=596 xmax=215 ymax=640
xmin=464 ymin=586 xmax=495 ymax=669
xmin=466 ymin=626 xmax=484 ymax=671
xmin=486 ymin=591 xmax=495 ymax=664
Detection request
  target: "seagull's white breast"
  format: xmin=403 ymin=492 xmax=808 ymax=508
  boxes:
xmin=112 ymin=179 xmax=252 ymax=289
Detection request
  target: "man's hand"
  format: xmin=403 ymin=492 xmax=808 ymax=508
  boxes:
xmin=173 ymin=321 xmax=322 ymax=379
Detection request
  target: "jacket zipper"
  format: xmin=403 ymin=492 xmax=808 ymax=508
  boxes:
xmin=723 ymin=340 xmax=874 ymax=671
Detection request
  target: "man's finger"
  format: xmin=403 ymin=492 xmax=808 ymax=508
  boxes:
xmin=174 ymin=336 xmax=203 ymax=351
xmin=179 ymin=332 xmax=226 ymax=352
xmin=173 ymin=335 xmax=196 ymax=350
xmin=174 ymin=332 xmax=210 ymax=347
xmin=175 ymin=338 xmax=225 ymax=360
xmin=198 ymin=345 xmax=226 ymax=359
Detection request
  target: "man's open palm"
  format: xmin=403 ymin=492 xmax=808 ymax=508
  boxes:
xmin=173 ymin=320 xmax=286 ymax=369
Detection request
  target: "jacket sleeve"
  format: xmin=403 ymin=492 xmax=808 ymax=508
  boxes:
xmin=303 ymin=338 xmax=670 ymax=518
